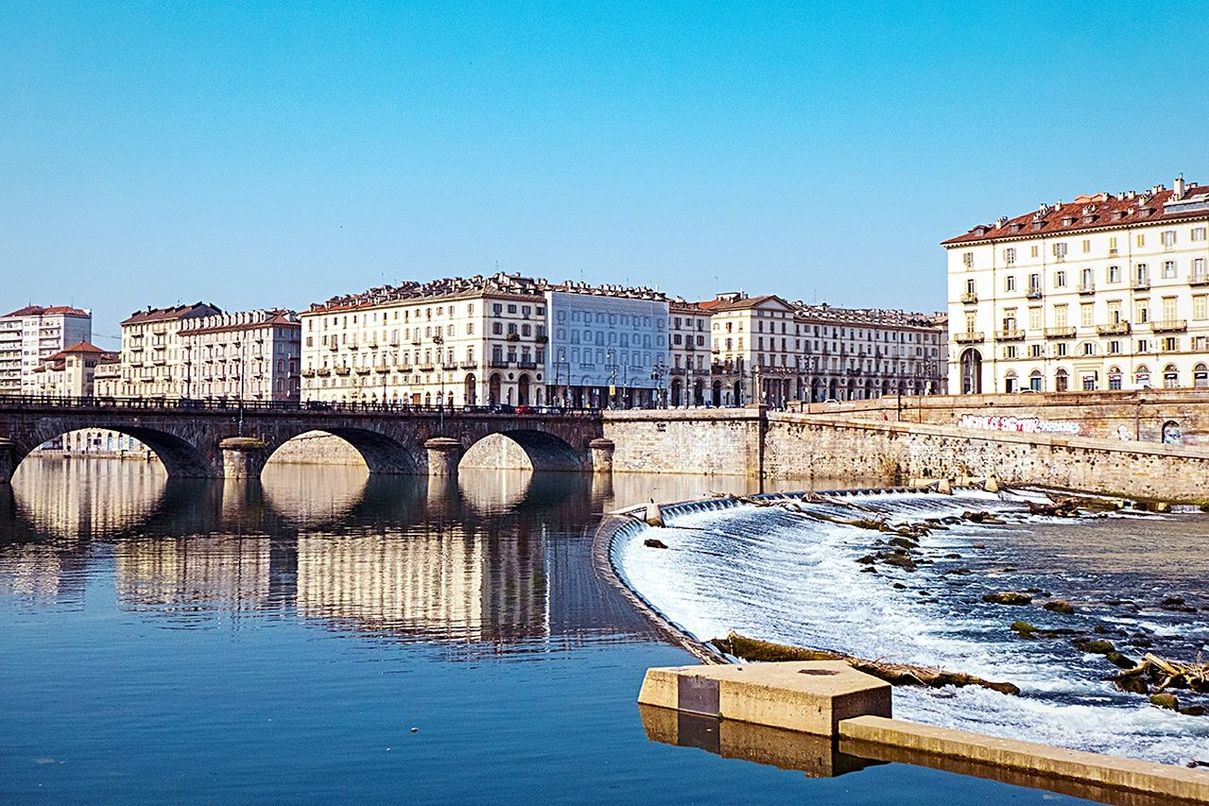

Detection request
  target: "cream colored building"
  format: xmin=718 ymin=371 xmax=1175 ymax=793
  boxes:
xmin=793 ymin=304 xmax=947 ymax=401
xmin=945 ymin=175 xmax=1209 ymax=394
xmin=112 ymin=302 xmax=222 ymax=399
xmin=31 ymin=341 xmax=117 ymax=398
xmin=178 ymin=310 xmax=301 ymax=402
xmin=667 ymin=301 xmax=712 ymax=407
xmin=301 ymin=274 xmax=548 ymax=407
xmin=700 ymin=293 xmax=802 ymax=407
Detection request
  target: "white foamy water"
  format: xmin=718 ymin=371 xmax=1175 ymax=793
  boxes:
xmin=612 ymin=489 xmax=1209 ymax=766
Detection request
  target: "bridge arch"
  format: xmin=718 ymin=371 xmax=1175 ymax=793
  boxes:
xmin=459 ymin=428 xmax=585 ymax=472
xmin=264 ymin=427 xmax=421 ymax=475
xmin=11 ymin=424 xmax=216 ymax=481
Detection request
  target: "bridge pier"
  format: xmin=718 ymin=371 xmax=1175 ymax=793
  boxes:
xmin=588 ymin=438 xmax=615 ymax=475
xmin=425 ymin=437 xmax=463 ymax=477
xmin=0 ymin=439 xmax=13 ymax=485
xmin=220 ymin=437 xmax=270 ymax=481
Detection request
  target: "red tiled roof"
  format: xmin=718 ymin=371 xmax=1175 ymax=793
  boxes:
xmin=121 ymin=302 xmax=222 ymax=325
xmin=59 ymin=341 xmax=108 ymax=354
xmin=942 ymin=182 xmax=1209 ymax=246
xmin=43 ymin=341 xmax=118 ymax=365
xmin=4 ymin=304 xmax=90 ymax=318
xmin=695 ymin=294 xmax=792 ymax=312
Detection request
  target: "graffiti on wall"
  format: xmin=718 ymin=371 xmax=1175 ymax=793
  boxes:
xmin=958 ymin=414 xmax=1085 ymax=436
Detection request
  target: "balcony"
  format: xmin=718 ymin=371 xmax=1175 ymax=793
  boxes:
xmin=396 ymin=363 xmax=412 ymax=372
xmin=517 ymin=360 xmax=538 ymax=370
xmin=1077 ymin=284 xmax=1095 ymax=295
xmin=1150 ymin=319 xmax=1188 ymax=333
xmin=1190 ymin=273 xmax=1209 ymax=287
xmin=418 ymin=363 xmax=435 ymax=371
xmin=374 ymin=364 xmax=390 ymax=374
xmin=354 ymin=367 xmax=371 ymax=375
xmin=960 ymin=292 xmax=978 ymax=304
xmin=1133 ymin=278 xmax=1151 ymax=291
xmin=505 ymin=333 xmax=520 ymax=342
xmin=442 ymin=362 xmax=459 ymax=370
xmin=1044 ymin=327 xmax=1077 ymax=339
xmin=316 ymin=368 xmax=331 ymax=377
xmin=996 ymin=329 xmax=1025 ymax=341
xmin=460 ymin=361 xmax=478 ymax=370
xmin=301 ymin=368 xmax=315 ymax=378
xmin=327 ymin=342 xmax=338 ymax=352
xmin=1026 ymin=288 xmax=1043 ymax=299
xmin=1096 ymin=322 xmax=1131 ymax=336
xmin=489 ymin=359 xmax=511 ymax=369
xmin=953 ymin=332 xmax=984 ymax=344
xmin=535 ymin=335 xmax=549 ymax=344
xmin=669 ymin=367 xmax=688 ymax=377
xmin=334 ymin=367 xmax=351 ymax=376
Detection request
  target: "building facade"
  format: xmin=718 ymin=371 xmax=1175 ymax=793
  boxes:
xmin=544 ymin=288 xmax=669 ymax=409
xmin=944 ymin=176 xmax=1209 ymax=395
xmin=32 ymin=342 xmax=118 ymax=397
xmin=301 ymin=274 xmax=548 ymax=408
xmin=178 ymin=310 xmax=301 ymax=402
xmin=700 ymin=293 xmax=802 ymax=407
xmin=667 ymin=301 xmax=712 ymax=407
xmin=0 ymin=305 xmax=92 ymax=395
xmin=794 ymin=304 xmax=947 ymax=401
xmin=112 ymin=302 xmax=222 ymax=399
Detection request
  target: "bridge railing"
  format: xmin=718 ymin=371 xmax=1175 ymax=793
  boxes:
xmin=0 ymin=394 xmax=603 ymax=418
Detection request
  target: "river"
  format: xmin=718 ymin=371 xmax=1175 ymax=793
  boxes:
xmin=0 ymin=457 xmax=1132 ymax=803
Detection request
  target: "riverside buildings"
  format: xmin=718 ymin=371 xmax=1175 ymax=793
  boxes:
xmin=0 ymin=305 xmax=92 ymax=395
xmin=101 ymin=304 xmax=301 ymax=401
xmin=944 ymin=175 xmax=1209 ymax=394
xmin=32 ymin=342 xmax=118 ymax=397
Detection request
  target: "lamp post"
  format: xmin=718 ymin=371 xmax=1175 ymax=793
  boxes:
xmin=606 ymin=349 xmax=617 ymax=409
xmin=650 ymin=357 xmax=666 ymax=409
xmin=236 ymin=337 xmax=245 ymax=435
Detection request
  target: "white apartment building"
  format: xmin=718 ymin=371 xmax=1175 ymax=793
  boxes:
xmin=544 ymin=288 xmax=669 ymax=409
xmin=0 ymin=305 xmax=92 ymax=395
xmin=178 ymin=310 xmax=301 ymax=402
xmin=945 ymin=175 xmax=1209 ymax=394
xmin=794 ymin=304 xmax=947 ymax=401
xmin=301 ymin=274 xmax=548 ymax=408
xmin=668 ymin=301 xmax=712 ymax=407
xmin=111 ymin=302 xmax=222 ymax=399
xmin=700 ymin=293 xmax=801 ymax=407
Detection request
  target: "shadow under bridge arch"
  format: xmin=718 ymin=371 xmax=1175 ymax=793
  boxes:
xmin=266 ymin=428 xmax=421 ymax=475
xmin=460 ymin=429 xmax=586 ymax=472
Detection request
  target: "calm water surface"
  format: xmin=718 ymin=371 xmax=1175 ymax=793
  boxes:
xmin=0 ymin=458 xmax=1089 ymax=804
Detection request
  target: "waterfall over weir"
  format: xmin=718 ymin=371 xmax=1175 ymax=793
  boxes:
xmin=610 ymin=487 xmax=1209 ymax=767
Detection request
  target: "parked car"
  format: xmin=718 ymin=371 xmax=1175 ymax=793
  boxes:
xmin=489 ymin=403 xmax=516 ymax=414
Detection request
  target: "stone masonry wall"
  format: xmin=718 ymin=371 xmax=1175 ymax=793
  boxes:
xmin=764 ymin=413 xmax=1209 ymax=502
xmin=601 ymin=409 xmax=761 ymax=476
xmin=794 ymin=389 xmax=1209 ymax=445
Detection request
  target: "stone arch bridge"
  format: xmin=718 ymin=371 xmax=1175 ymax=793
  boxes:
xmin=0 ymin=398 xmax=613 ymax=483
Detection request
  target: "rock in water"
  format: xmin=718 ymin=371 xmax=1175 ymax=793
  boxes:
xmin=1150 ymin=693 xmax=1179 ymax=711
xmin=643 ymin=538 xmax=668 ymax=549
xmin=1044 ymin=600 xmax=1076 ymax=615
xmin=982 ymin=591 xmax=1033 ymax=606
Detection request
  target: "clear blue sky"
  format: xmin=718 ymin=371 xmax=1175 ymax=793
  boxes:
xmin=2 ymin=2 xmax=1206 ymax=343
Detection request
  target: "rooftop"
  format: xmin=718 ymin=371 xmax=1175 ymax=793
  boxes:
xmin=4 ymin=304 xmax=90 ymax=318
xmin=122 ymin=302 xmax=222 ymax=326
xmin=943 ymin=176 xmax=1209 ymax=246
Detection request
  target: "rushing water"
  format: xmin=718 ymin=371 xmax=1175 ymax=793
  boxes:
xmin=0 ymin=458 xmax=1102 ymax=803
xmin=613 ymin=489 xmax=1209 ymax=767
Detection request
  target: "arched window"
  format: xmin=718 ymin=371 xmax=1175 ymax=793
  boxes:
xmin=1028 ymin=370 xmax=1043 ymax=392
xmin=1195 ymin=363 xmax=1209 ymax=389
xmin=1163 ymin=364 xmax=1179 ymax=389
xmin=1055 ymin=368 xmax=1069 ymax=392
xmin=1107 ymin=367 xmax=1123 ymax=390
xmin=1004 ymin=370 xmax=1018 ymax=393
xmin=1134 ymin=365 xmax=1150 ymax=389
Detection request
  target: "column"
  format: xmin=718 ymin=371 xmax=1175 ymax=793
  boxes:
xmin=220 ymin=437 xmax=269 ymax=480
xmin=588 ymin=437 xmax=615 ymax=475
xmin=425 ymin=437 xmax=463 ymax=477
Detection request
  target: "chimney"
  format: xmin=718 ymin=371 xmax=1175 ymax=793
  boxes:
xmin=1174 ymin=174 xmax=1186 ymax=200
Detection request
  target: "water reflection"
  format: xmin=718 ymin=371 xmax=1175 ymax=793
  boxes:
xmin=1 ymin=457 xmax=653 ymax=654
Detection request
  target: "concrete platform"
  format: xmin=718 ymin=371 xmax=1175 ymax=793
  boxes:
xmin=841 ymin=715 xmax=1209 ymax=805
xmin=637 ymin=661 xmax=892 ymax=736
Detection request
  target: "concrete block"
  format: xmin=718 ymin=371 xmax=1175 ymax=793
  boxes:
xmin=637 ymin=661 xmax=891 ymax=736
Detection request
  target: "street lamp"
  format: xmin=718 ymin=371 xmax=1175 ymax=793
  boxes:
xmin=606 ymin=349 xmax=617 ymax=409
xmin=650 ymin=357 xmax=666 ymax=409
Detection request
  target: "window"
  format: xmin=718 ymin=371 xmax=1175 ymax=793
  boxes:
xmin=1029 ymin=371 xmax=1043 ymax=391
xmin=1163 ymin=336 xmax=1179 ymax=352
xmin=1108 ymin=340 xmax=1121 ymax=354
xmin=1194 ymin=295 xmax=1208 ymax=321
xmin=1193 ymin=227 xmax=1207 ymax=242
xmin=1052 ymin=242 xmax=1068 ymax=260
xmin=1028 ymin=307 xmax=1042 ymax=330
xmin=1163 ymin=365 xmax=1179 ymax=388
xmin=1004 ymin=345 xmax=1017 ymax=359
xmin=1054 ymin=270 xmax=1067 ymax=288
xmin=507 ymin=304 xmax=517 ymax=314
xmin=962 ymin=252 xmax=973 ymax=268
xmin=1053 ymin=304 xmax=1068 ymax=327
xmin=1055 ymin=342 xmax=1069 ymax=357
xmin=1137 ymin=233 xmax=1146 ymax=247
xmin=1055 ymin=369 xmax=1069 ymax=392
xmin=1005 ymin=275 xmax=1016 ymax=292
xmin=1108 ymin=236 xmax=1119 ymax=255
xmin=1134 ymin=301 xmax=1148 ymax=323
xmin=1193 ymin=258 xmax=1207 ymax=281
xmin=1107 ymin=265 xmax=1121 ymax=283
xmin=1162 ymin=230 xmax=1177 ymax=248
xmin=1135 ymin=366 xmax=1151 ymax=387
xmin=1082 ymin=373 xmax=1097 ymax=391
xmin=1003 ymin=247 xmax=1016 ymax=264
xmin=1080 ymin=304 xmax=1093 ymax=327
xmin=1029 ymin=343 xmax=1043 ymax=358
xmin=1137 ymin=338 xmax=1150 ymax=353
xmin=965 ymin=278 xmax=975 ymax=294
xmin=1080 ymin=341 xmax=1096 ymax=356
xmin=1108 ymin=368 xmax=1122 ymax=390
xmin=1081 ymin=239 xmax=1091 ymax=253
xmin=1162 ymin=260 xmax=1177 ymax=279
xmin=1030 ymin=245 xmax=1040 ymax=258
